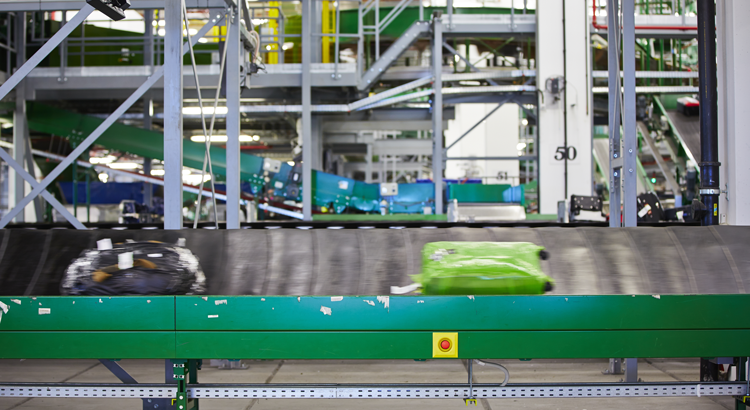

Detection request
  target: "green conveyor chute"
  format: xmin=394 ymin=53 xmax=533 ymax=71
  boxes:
xmin=23 ymin=102 xmax=265 ymax=180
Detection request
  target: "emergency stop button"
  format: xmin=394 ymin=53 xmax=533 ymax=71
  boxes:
xmin=432 ymin=332 xmax=458 ymax=358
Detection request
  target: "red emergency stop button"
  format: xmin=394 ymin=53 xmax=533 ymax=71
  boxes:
xmin=439 ymin=339 xmax=451 ymax=351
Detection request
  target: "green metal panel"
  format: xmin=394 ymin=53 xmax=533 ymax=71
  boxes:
xmin=0 ymin=296 xmax=175 ymax=330
xmin=174 ymin=295 xmax=750 ymax=331
xmin=174 ymin=330 xmax=750 ymax=360
xmin=0 ymin=332 xmax=176 ymax=359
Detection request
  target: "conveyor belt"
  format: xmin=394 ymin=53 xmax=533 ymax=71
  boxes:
xmin=664 ymin=109 xmax=701 ymax=164
xmin=0 ymin=226 xmax=747 ymax=296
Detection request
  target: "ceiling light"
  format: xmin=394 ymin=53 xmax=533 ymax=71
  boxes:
xmin=521 ymin=118 xmax=529 ymax=126
xmin=90 ymin=155 xmax=116 ymax=164
xmin=150 ymin=169 xmax=165 ymax=176
xmin=108 ymin=162 xmax=140 ymax=170
xmin=287 ymin=161 xmax=295 ymax=166
xmin=191 ymin=134 xmax=254 ymax=142
xmin=252 ymin=135 xmax=260 ymax=141
xmin=517 ymin=143 xmax=527 ymax=151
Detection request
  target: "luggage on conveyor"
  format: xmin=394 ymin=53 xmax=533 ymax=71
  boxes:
xmin=61 ymin=240 xmax=206 ymax=296
xmin=415 ymin=242 xmax=554 ymax=295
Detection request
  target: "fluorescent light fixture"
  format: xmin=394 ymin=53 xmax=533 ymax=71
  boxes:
xmin=287 ymin=161 xmax=295 ymax=166
xmin=182 ymin=106 xmax=228 ymax=115
xmin=282 ymin=42 xmax=294 ymax=50
xmin=150 ymin=169 xmax=165 ymax=176
xmin=252 ymin=135 xmax=260 ymax=141
xmin=98 ymin=173 xmax=109 ymax=183
xmin=108 ymin=162 xmax=140 ymax=170
xmin=90 ymin=155 xmax=116 ymax=164
xmin=157 ymin=28 xmax=165 ymax=36
xmin=517 ymin=143 xmax=527 ymax=151
xmin=521 ymin=118 xmax=529 ymax=126
xmin=191 ymin=135 xmax=254 ymax=142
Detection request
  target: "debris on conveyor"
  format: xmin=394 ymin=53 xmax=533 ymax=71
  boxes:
xmin=412 ymin=242 xmax=554 ymax=295
xmin=61 ymin=240 xmax=206 ymax=296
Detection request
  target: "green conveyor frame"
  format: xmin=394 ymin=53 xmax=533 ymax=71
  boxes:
xmin=1 ymin=294 xmax=749 ymax=360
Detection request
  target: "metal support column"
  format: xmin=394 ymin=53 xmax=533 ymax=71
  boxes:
xmin=432 ymin=17 xmax=443 ymax=215
xmin=12 ymin=11 xmax=27 ymax=223
xmin=226 ymin=4 xmax=241 ymax=229
xmin=143 ymin=9 xmax=154 ymax=212
xmin=622 ymin=0 xmax=637 ymax=227
xmin=302 ymin=0 xmax=313 ymax=221
xmin=607 ymin=0 xmax=622 ymax=225
xmin=163 ymin=0 xmax=184 ymax=229
xmin=624 ymin=358 xmax=639 ymax=383
xmin=365 ymin=143 xmax=373 ymax=183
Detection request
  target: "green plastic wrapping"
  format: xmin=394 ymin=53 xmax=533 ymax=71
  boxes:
xmin=415 ymin=242 xmax=554 ymax=295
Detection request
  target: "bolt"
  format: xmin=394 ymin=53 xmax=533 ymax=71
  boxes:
xmin=614 ymin=154 xmax=618 ymax=158
xmin=629 ymin=168 xmax=633 ymax=173
xmin=614 ymin=172 xmax=618 ymax=176
xmin=629 ymin=149 xmax=633 ymax=153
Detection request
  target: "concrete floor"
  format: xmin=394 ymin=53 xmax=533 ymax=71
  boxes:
xmin=0 ymin=358 xmax=736 ymax=410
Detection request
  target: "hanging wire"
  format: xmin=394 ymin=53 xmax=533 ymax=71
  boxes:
xmin=182 ymin=3 xmax=222 ymax=228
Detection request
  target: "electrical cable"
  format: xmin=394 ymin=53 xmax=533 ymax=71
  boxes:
xmin=474 ymin=359 xmax=510 ymax=386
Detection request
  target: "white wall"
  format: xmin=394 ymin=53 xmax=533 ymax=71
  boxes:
xmin=717 ymin=0 xmax=750 ymax=225
xmin=445 ymin=103 xmax=520 ymax=185
xmin=537 ymin=0 xmax=593 ymax=214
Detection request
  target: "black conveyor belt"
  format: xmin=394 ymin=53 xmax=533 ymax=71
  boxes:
xmin=666 ymin=109 xmax=701 ymax=163
xmin=0 ymin=226 xmax=748 ymax=296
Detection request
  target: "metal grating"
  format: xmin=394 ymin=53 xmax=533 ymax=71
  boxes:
xmin=1 ymin=383 xmax=745 ymax=399
xmin=0 ymin=385 xmax=177 ymax=398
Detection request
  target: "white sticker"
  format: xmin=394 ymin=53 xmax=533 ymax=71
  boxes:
xmin=363 ymin=300 xmax=376 ymax=306
xmin=330 ymin=296 xmax=343 ymax=302
xmin=118 ymin=252 xmax=134 ymax=270
xmin=338 ymin=181 xmax=349 ymax=190
xmin=11 ymin=299 xmax=21 ymax=305
xmin=201 ymin=297 xmax=208 ymax=301
xmin=467 ymin=295 xmax=475 ymax=300
xmin=377 ymin=296 xmax=389 ymax=310
xmin=638 ymin=204 xmax=651 ymax=218
xmin=417 ymin=300 xmax=424 ymax=304
xmin=320 ymin=306 xmax=332 ymax=316
xmin=38 ymin=308 xmax=51 ymax=315
xmin=652 ymin=295 xmax=661 ymax=299
xmin=147 ymin=253 xmax=163 ymax=258
xmin=297 ymin=297 xmax=301 ymax=302
xmin=215 ymin=300 xmax=227 ymax=305
xmin=274 ymin=181 xmax=284 ymax=189
xmin=208 ymin=315 xmax=219 ymax=319
xmin=261 ymin=298 xmax=265 ymax=301
xmin=97 ymin=238 xmax=113 ymax=250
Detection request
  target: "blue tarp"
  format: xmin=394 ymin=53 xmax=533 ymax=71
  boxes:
xmin=59 ymin=182 xmax=157 ymax=205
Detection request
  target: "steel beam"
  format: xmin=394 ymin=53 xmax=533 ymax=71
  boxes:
xmin=0 ymin=4 xmax=93 ymax=102
xmin=432 ymin=18 xmax=443 ymax=215
xmin=607 ymin=0 xmax=622 ymax=227
xmin=225 ymin=5 xmax=242 ymax=228
xmin=12 ymin=11 xmax=28 ymax=223
xmin=0 ymin=10 xmax=223 ymax=229
xmin=622 ymin=0 xmax=637 ymax=227
xmin=0 ymin=147 xmax=85 ymax=228
xmin=301 ymin=0 xmax=313 ymax=221
xmin=163 ymin=0 xmax=184 ymax=229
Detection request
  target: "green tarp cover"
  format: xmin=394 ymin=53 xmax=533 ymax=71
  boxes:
xmin=416 ymin=242 xmax=554 ymax=295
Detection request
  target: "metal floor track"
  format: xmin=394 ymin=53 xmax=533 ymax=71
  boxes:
xmin=0 ymin=226 xmax=747 ymax=296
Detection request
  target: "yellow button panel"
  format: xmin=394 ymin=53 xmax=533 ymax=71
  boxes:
xmin=432 ymin=332 xmax=458 ymax=358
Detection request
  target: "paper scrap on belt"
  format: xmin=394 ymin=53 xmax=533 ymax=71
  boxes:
xmin=330 ymin=296 xmax=343 ymax=302
xmin=208 ymin=315 xmax=219 ymax=318
xmin=390 ymin=283 xmax=420 ymax=294
xmin=0 ymin=301 xmax=8 ymax=314
xmin=10 ymin=299 xmax=21 ymax=305
xmin=652 ymin=295 xmax=661 ymax=299
xmin=320 ymin=306 xmax=332 ymax=316
xmin=467 ymin=295 xmax=475 ymax=300
xmin=38 ymin=308 xmax=51 ymax=315
xmin=97 ymin=238 xmax=113 ymax=250
xmin=215 ymin=300 xmax=227 ymax=305
xmin=363 ymin=300 xmax=376 ymax=306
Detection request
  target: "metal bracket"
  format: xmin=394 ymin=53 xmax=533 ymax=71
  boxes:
xmin=699 ymin=188 xmax=721 ymax=195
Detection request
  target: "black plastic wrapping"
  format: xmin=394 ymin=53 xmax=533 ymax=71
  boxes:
xmin=61 ymin=240 xmax=206 ymax=295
